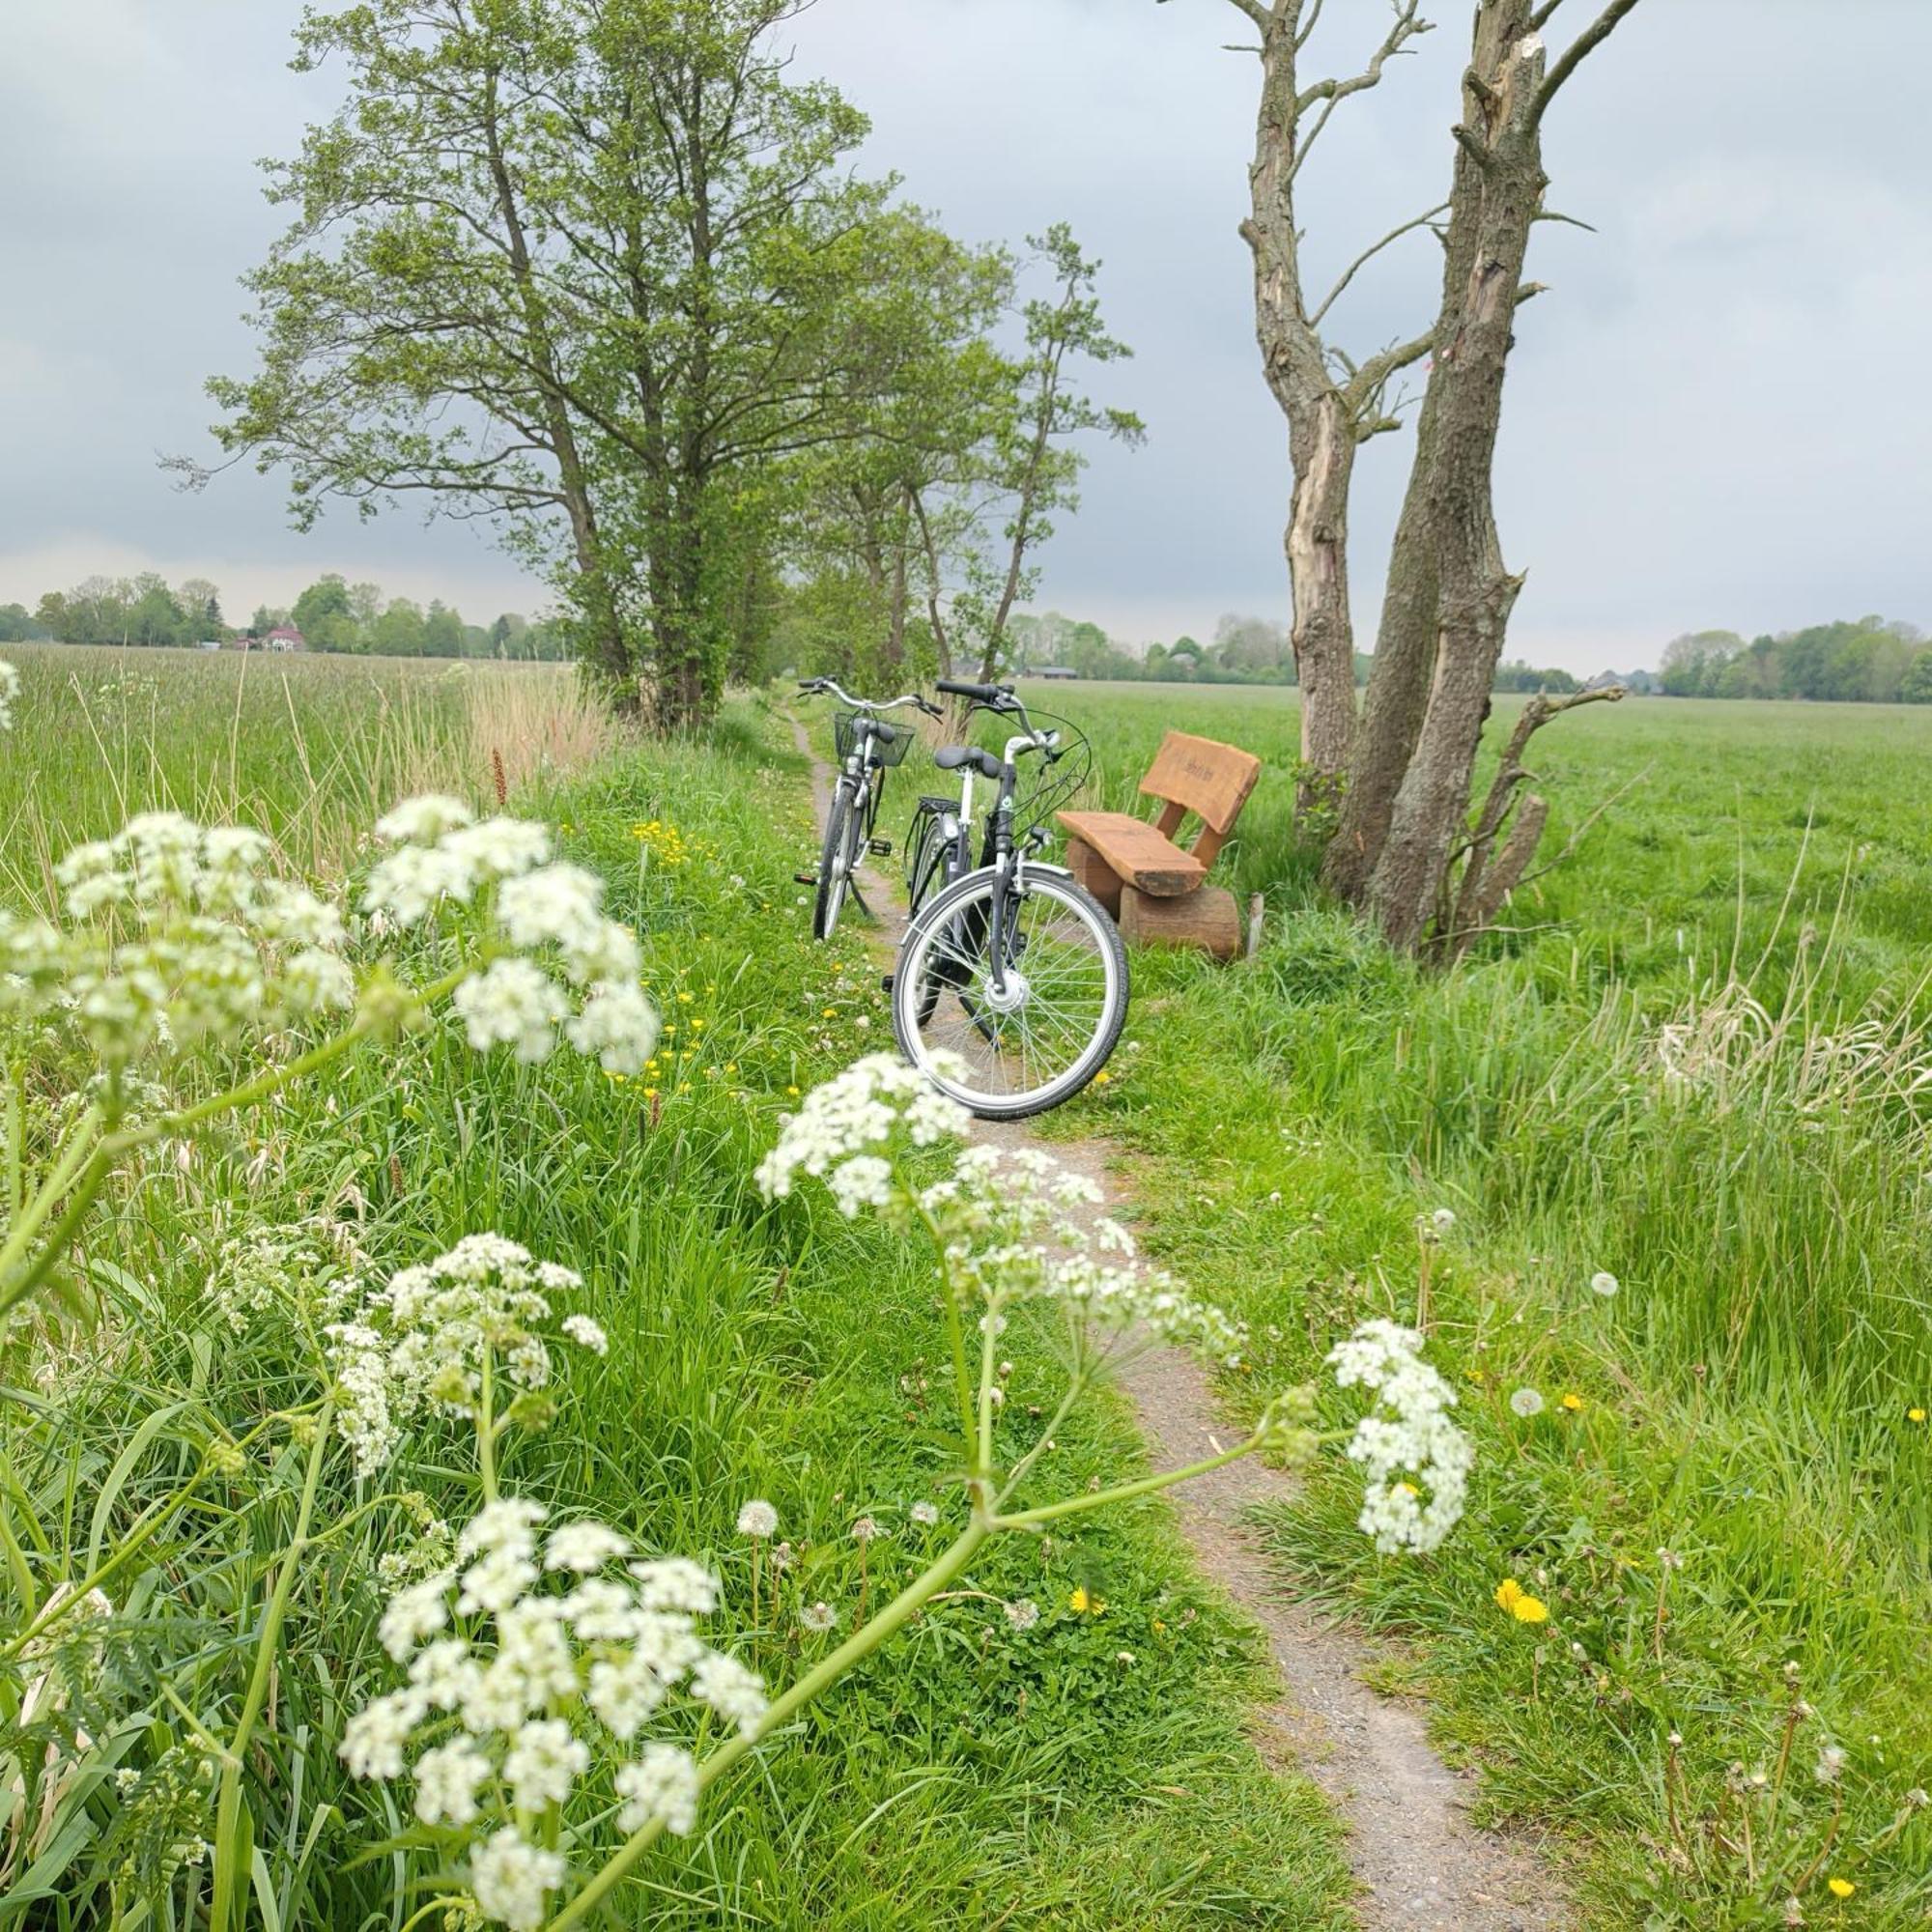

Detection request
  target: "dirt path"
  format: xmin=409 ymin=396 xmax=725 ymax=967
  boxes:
xmin=788 ymin=713 xmax=1567 ymax=1932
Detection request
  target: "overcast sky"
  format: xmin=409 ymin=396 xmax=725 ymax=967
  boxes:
xmin=2 ymin=1 xmax=1926 ymax=672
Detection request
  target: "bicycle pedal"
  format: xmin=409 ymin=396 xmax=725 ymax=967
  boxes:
xmin=868 ymin=838 xmax=893 ymax=858
xmin=880 ymin=974 xmax=895 ymax=995
xmin=793 ymin=870 xmax=818 ymax=886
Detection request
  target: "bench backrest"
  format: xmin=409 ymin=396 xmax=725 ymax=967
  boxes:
xmin=1139 ymin=730 xmax=1263 ymax=867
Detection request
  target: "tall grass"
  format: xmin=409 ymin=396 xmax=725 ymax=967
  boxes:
xmin=0 ymin=687 xmax=1353 ymax=1929
xmin=0 ymin=645 xmax=614 ymax=909
xmin=1041 ymin=683 xmax=1932 ymax=1926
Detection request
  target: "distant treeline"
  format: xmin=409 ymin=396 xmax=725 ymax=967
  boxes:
xmin=0 ymin=572 xmax=568 ymax=659
xmin=1008 ymin=611 xmax=1583 ymax=691
xmin=1661 ymin=617 xmax=1931 ymax=702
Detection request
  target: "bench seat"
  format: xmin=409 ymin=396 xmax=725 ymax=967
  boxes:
xmin=1055 ymin=810 xmax=1206 ymax=897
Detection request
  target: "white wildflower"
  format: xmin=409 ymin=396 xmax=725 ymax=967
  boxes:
xmin=565 ymin=978 xmax=659 ymax=1071
xmin=909 ymin=1501 xmax=940 ymax=1527
xmin=544 ymin=1521 xmax=630 ymax=1574
xmin=1326 ymin=1321 xmax=1474 ymax=1555
xmin=414 ymin=1739 xmax=491 ymax=1828
xmin=614 ymin=1743 xmax=700 ymax=1834
xmin=452 ymin=958 xmax=568 ymax=1063
xmin=380 ymin=1576 xmax=453 ymax=1662
xmin=1509 ymin=1386 xmax=1546 ymax=1418
xmin=560 ymin=1313 xmax=608 ymax=1355
xmin=688 ymin=1652 xmax=766 ymax=1735
xmin=502 ymin=1717 xmax=588 ymax=1810
xmin=0 ymin=659 xmax=17 ymax=731
xmin=798 ymin=1602 xmax=838 ymax=1633
xmin=1003 ymin=1599 xmax=1040 ymax=1632
xmin=1590 ymin=1270 xmax=1620 ymax=1297
xmin=1815 ymin=1745 xmax=1845 ymax=1785
xmin=375 ymin=795 xmax=475 ymax=844
xmin=735 ymin=1499 xmax=779 ymax=1539
xmin=469 ymin=1826 xmax=565 ymax=1931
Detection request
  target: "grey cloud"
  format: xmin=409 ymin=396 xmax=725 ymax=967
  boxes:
xmin=3 ymin=0 xmax=1927 ymax=667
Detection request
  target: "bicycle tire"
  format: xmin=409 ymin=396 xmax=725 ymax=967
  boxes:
xmin=812 ymin=783 xmax=857 ymax=940
xmin=892 ymin=867 xmax=1128 ymax=1120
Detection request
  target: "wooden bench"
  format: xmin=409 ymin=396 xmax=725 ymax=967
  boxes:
xmin=1057 ymin=730 xmax=1263 ymax=960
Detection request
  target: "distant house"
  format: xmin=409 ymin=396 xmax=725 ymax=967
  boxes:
xmin=1037 ymin=665 xmax=1079 ymax=680
xmin=264 ymin=625 xmax=307 ymax=654
xmin=197 ymin=639 xmax=224 ymax=652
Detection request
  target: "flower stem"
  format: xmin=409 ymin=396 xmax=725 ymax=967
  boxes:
xmin=208 ymin=1402 xmax=335 ymax=1932
xmin=544 ymin=1521 xmax=991 ymax=1932
xmin=995 ymin=1437 xmax=1260 ymax=1528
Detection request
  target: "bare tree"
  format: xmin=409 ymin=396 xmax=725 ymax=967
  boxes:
xmin=1170 ymin=0 xmax=1646 ymax=951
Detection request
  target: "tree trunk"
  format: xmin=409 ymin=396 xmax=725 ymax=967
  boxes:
xmin=1326 ymin=0 xmax=1532 ymax=904
xmin=1367 ymin=15 xmax=1548 ymax=950
xmin=1244 ymin=6 xmax=1358 ymax=805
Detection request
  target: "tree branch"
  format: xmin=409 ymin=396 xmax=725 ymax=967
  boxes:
xmin=1311 ymin=201 xmax=1450 ymax=326
xmin=1529 ymin=0 xmax=1572 ymax=26
xmin=1295 ymin=0 xmax=1326 ymax=48
xmin=1291 ymin=0 xmax=1433 ymax=180
xmin=1530 ymin=0 xmax=1645 ymax=131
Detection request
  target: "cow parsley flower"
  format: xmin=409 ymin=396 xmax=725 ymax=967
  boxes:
xmin=344 ymin=1505 xmax=763 ymax=1920
xmin=0 ymin=659 xmax=18 ymax=731
xmin=1327 ymin=1321 xmax=1474 ymax=1555
xmin=325 ymin=1236 xmax=601 ymax=1474
xmin=453 ymin=958 xmax=569 ymax=1062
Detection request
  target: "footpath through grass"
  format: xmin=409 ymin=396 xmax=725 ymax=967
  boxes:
xmin=6 ymin=694 xmax=1353 ymax=1929
xmin=1030 ymin=684 xmax=1932 ymax=1929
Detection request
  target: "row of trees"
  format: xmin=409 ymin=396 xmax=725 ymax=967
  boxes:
xmin=12 ymin=573 xmax=564 ymax=658
xmin=1659 ymin=618 xmax=1932 ymax=703
xmin=206 ymin=0 xmax=1137 ymax=726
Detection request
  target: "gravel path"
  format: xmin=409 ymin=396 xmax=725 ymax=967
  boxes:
xmin=789 ymin=712 xmax=1569 ymax=1931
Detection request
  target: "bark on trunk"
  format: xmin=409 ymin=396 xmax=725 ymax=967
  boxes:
xmin=1243 ymin=6 xmax=1359 ymax=804
xmin=1367 ymin=14 xmax=1548 ymax=951
xmin=1326 ymin=1 xmax=1533 ymax=903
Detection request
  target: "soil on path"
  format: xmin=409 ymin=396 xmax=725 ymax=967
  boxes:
xmin=789 ymin=713 xmax=1569 ymax=1931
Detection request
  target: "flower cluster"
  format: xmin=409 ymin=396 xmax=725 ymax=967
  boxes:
xmin=0 ymin=658 xmax=17 ymax=731
xmin=757 ymin=1056 xmax=1245 ymax=1362
xmin=207 ymin=1220 xmax=361 ymax=1335
xmin=343 ymin=1498 xmax=765 ymax=1930
xmin=326 ymin=1235 xmax=606 ymax=1475
xmin=1326 ymin=1320 xmax=1474 ymax=1554
xmin=0 ymin=813 xmax=354 ymax=1065
xmin=366 ymin=796 xmax=658 ymax=1075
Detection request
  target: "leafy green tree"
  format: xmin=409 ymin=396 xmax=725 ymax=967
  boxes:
xmin=293 ymin=575 xmax=358 ymax=652
xmin=0 ymin=603 xmax=45 ymax=642
xmin=1900 ymin=651 xmax=1932 ymax=703
xmin=372 ymin=599 xmax=427 ymax=657
xmin=422 ymin=601 xmax=465 ymax=658
xmin=209 ymin=0 xmax=907 ymax=726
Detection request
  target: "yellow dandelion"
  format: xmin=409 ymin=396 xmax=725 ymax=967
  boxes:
xmin=1910 ymin=1406 xmax=1927 ymax=1424
xmin=1068 ymin=1587 xmax=1106 ymax=1615
xmin=1493 ymin=1578 xmax=1524 ymax=1612
xmin=1560 ymin=1392 xmax=1584 ymax=1411
xmin=1092 ymin=1069 xmax=1112 ymax=1086
xmin=1828 ymin=1878 xmax=1855 ymax=1899
xmin=1511 ymin=1595 xmax=1549 ymax=1624
xmin=787 ymin=1085 xmax=801 ymax=1097
xmin=822 ymin=1007 xmax=838 ymax=1018
xmin=677 ymin=991 xmax=694 ymax=1004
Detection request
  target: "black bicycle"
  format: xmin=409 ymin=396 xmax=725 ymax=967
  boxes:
xmin=797 ymin=676 xmax=942 ymax=941
xmin=891 ymin=679 xmax=1127 ymax=1120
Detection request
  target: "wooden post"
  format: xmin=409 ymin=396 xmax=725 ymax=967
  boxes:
xmin=1120 ymin=885 xmax=1242 ymax=962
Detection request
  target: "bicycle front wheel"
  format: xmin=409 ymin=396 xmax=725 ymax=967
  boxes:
xmin=892 ymin=867 xmax=1128 ymax=1120
xmin=812 ymin=783 xmax=859 ymax=940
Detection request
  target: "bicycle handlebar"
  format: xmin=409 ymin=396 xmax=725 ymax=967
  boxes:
xmin=798 ymin=677 xmax=943 ymax=720
xmin=936 ymin=677 xmax=1013 ymax=707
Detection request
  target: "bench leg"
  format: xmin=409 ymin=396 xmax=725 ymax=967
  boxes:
xmin=1119 ymin=884 xmax=1241 ymax=961
xmin=1065 ymin=838 xmax=1122 ymax=918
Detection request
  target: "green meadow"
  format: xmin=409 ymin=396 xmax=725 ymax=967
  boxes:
xmin=2 ymin=653 xmax=1926 ymax=1927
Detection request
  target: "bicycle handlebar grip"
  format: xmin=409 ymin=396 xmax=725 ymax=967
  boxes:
xmin=936 ymin=678 xmax=1011 ymax=704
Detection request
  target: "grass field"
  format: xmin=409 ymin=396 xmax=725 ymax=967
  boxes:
xmin=1011 ymin=679 xmax=1932 ymax=1925
xmin=2 ymin=653 xmax=1926 ymax=1929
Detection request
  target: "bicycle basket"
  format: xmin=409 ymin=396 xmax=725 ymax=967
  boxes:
xmin=1012 ymin=713 xmax=1094 ymax=839
xmin=834 ymin=711 xmax=914 ymax=767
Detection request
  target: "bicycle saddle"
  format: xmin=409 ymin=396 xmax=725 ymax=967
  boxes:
xmin=934 ymin=745 xmax=1006 ymax=779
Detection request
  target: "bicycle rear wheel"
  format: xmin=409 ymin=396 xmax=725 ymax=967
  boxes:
xmin=892 ymin=867 xmax=1128 ymax=1120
